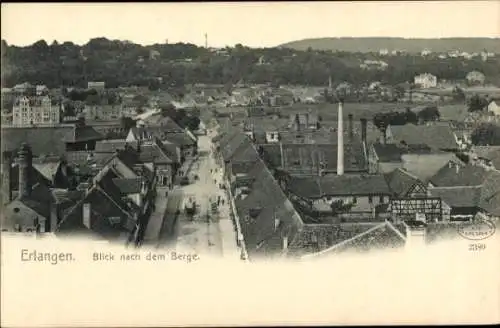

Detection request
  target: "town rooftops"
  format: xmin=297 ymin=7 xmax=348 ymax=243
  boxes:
xmin=429 ymin=186 xmax=482 ymax=208
xmin=429 ymin=162 xmax=489 ymax=187
xmin=1 ymin=124 xmax=103 ymax=156
xmin=388 ymin=123 xmax=458 ymax=150
xmin=478 ymin=170 xmax=500 ymax=216
xmin=112 ymin=177 xmax=143 ymax=195
xmin=301 ymin=221 xmax=406 ymax=258
xmin=141 ymin=114 xmax=185 ymax=132
xmin=385 ymin=168 xmax=424 ymax=197
xmin=233 ymin=159 xmax=304 ymax=259
xmin=473 ymin=146 xmax=500 ymax=169
xmin=373 ymin=143 xmax=432 ymax=163
xmin=287 ymin=174 xmax=391 ymax=199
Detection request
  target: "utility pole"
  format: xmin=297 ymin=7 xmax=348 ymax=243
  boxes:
xmin=205 ymin=33 xmax=208 ymax=49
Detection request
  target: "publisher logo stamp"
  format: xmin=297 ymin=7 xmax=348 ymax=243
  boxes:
xmin=457 ymin=219 xmax=496 ymax=241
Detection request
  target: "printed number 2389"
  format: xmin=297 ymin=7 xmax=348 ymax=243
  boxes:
xmin=468 ymin=243 xmax=486 ymax=251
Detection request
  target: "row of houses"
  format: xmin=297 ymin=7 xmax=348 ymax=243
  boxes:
xmin=209 ymin=102 xmax=499 ymax=260
xmin=1 ymin=113 xmax=199 ymax=242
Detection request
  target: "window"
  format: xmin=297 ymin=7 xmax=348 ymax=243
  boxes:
xmin=352 ymin=197 xmax=357 ymax=204
xmin=108 ymin=217 xmax=121 ymax=225
xmin=368 ymin=196 xmax=373 ymax=204
xmin=379 ymin=196 xmax=384 ymax=203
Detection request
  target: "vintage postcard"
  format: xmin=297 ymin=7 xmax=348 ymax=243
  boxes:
xmin=1 ymin=2 xmax=499 ymax=327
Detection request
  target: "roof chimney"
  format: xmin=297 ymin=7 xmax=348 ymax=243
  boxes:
xmin=18 ymin=143 xmax=33 ymax=199
xmin=337 ymin=102 xmax=344 ymax=175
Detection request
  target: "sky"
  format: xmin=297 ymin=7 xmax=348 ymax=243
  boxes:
xmin=2 ymin=2 xmax=499 ymax=48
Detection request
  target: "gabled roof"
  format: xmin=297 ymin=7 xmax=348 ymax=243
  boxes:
xmin=32 ymin=161 xmax=62 ymax=182
xmin=429 ymin=186 xmax=482 ymax=208
xmin=95 ymin=139 xmax=138 ymax=153
xmin=56 ymin=185 xmax=137 ymax=237
xmin=388 ymin=123 xmax=458 ymax=150
xmin=164 ymin=132 xmax=197 ymax=147
xmin=385 ymin=168 xmax=424 ymax=197
xmin=372 ymin=143 xmax=403 ymax=162
xmin=234 ymin=159 xmax=304 ymax=258
xmin=142 ymin=115 xmax=185 ymax=133
xmin=479 ymin=170 xmax=500 ymax=216
xmin=220 ymin=132 xmax=251 ymax=162
xmin=1 ymin=124 xmax=102 ymax=156
xmin=473 ymin=146 xmax=500 ymax=169
xmin=139 ymin=140 xmax=173 ymax=164
xmin=302 ymin=222 xmax=406 ymax=258
xmin=429 ymin=163 xmax=488 ymax=187
xmin=112 ymin=177 xmax=143 ymax=194
xmin=288 ymin=174 xmax=391 ymax=199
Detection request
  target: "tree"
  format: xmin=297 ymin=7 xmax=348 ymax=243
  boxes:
xmin=471 ymin=123 xmax=500 ymax=145
xmin=468 ymin=94 xmax=489 ymax=112
xmin=418 ymin=106 xmax=441 ymax=122
xmin=452 ymin=86 xmax=466 ymax=102
xmin=330 ymin=200 xmax=354 ymax=215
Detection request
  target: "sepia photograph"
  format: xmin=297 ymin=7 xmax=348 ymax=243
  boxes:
xmin=1 ymin=1 xmax=499 ymax=326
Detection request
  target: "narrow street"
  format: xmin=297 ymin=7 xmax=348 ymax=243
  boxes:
xmin=141 ymin=130 xmax=242 ymax=259
xmin=172 ymin=133 xmax=241 ymax=258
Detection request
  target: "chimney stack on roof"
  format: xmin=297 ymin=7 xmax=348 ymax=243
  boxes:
xmin=337 ymin=101 xmax=344 ymax=176
xmin=18 ymin=143 xmax=33 ymax=199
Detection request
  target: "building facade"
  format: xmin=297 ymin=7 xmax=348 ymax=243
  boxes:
xmin=12 ymin=96 xmax=61 ymax=126
xmin=414 ymin=73 xmax=438 ymax=88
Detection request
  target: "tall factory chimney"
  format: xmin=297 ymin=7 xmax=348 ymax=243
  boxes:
xmin=337 ymin=101 xmax=344 ymax=176
xmin=360 ymin=118 xmax=367 ymax=146
xmin=360 ymin=118 xmax=368 ymax=160
xmin=18 ymin=143 xmax=33 ymax=199
xmin=348 ymin=114 xmax=354 ymax=141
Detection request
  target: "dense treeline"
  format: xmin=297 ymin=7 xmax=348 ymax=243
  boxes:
xmin=2 ymin=38 xmax=500 ymax=89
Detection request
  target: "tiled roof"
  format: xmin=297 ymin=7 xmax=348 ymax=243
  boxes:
xmin=429 ymin=163 xmax=488 ymax=187
xmin=260 ymin=142 xmax=366 ymax=174
xmin=112 ymin=177 xmax=143 ymax=194
xmin=142 ymin=115 xmax=185 ymax=132
xmin=401 ymin=152 xmax=459 ymax=182
xmin=57 ymin=185 xmax=136 ymax=237
xmin=385 ymin=168 xmax=423 ymax=197
xmin=161 ymin=141 xmax=181 ymax=163
xmin=479 ymin=170 xmax=500 ymax=216
xmin=220 ymin=132 xmax=251 ymax=162
xmin=138 ymin=141 xmax=173 ymax=164
xmin=429 ymin=186 xmax=482 ymax=208
xmin=234 ymin=159 xmax=304 ymax=258
xmin=302 ymin=222 xmax=406 ymax=257
xmin=288 ymin=174 xmax=391 ymax=199
xmin=372 ymin=143 xmax=403 ymax=162
xmin=95 ymin=140 xmax=138 ymax=153
xmin=164 ymin=132 xmax=196 ymax=147
xmin=473 ymin=146 xmax=500 ymax=169
xmin=230 ymin=140 xmax=260 ymax=164
xmin=388 ymin=123 xmax=458 ymax=150
xmin=287 ymin=223 xmax=380 ymax=256
xmin=2 ymin=125 xmax=71 ymax=156
xmin=70 ymin=125 xmax=104 ymax=142
xmin=9 ymin=164 xmax=52 ymax=191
